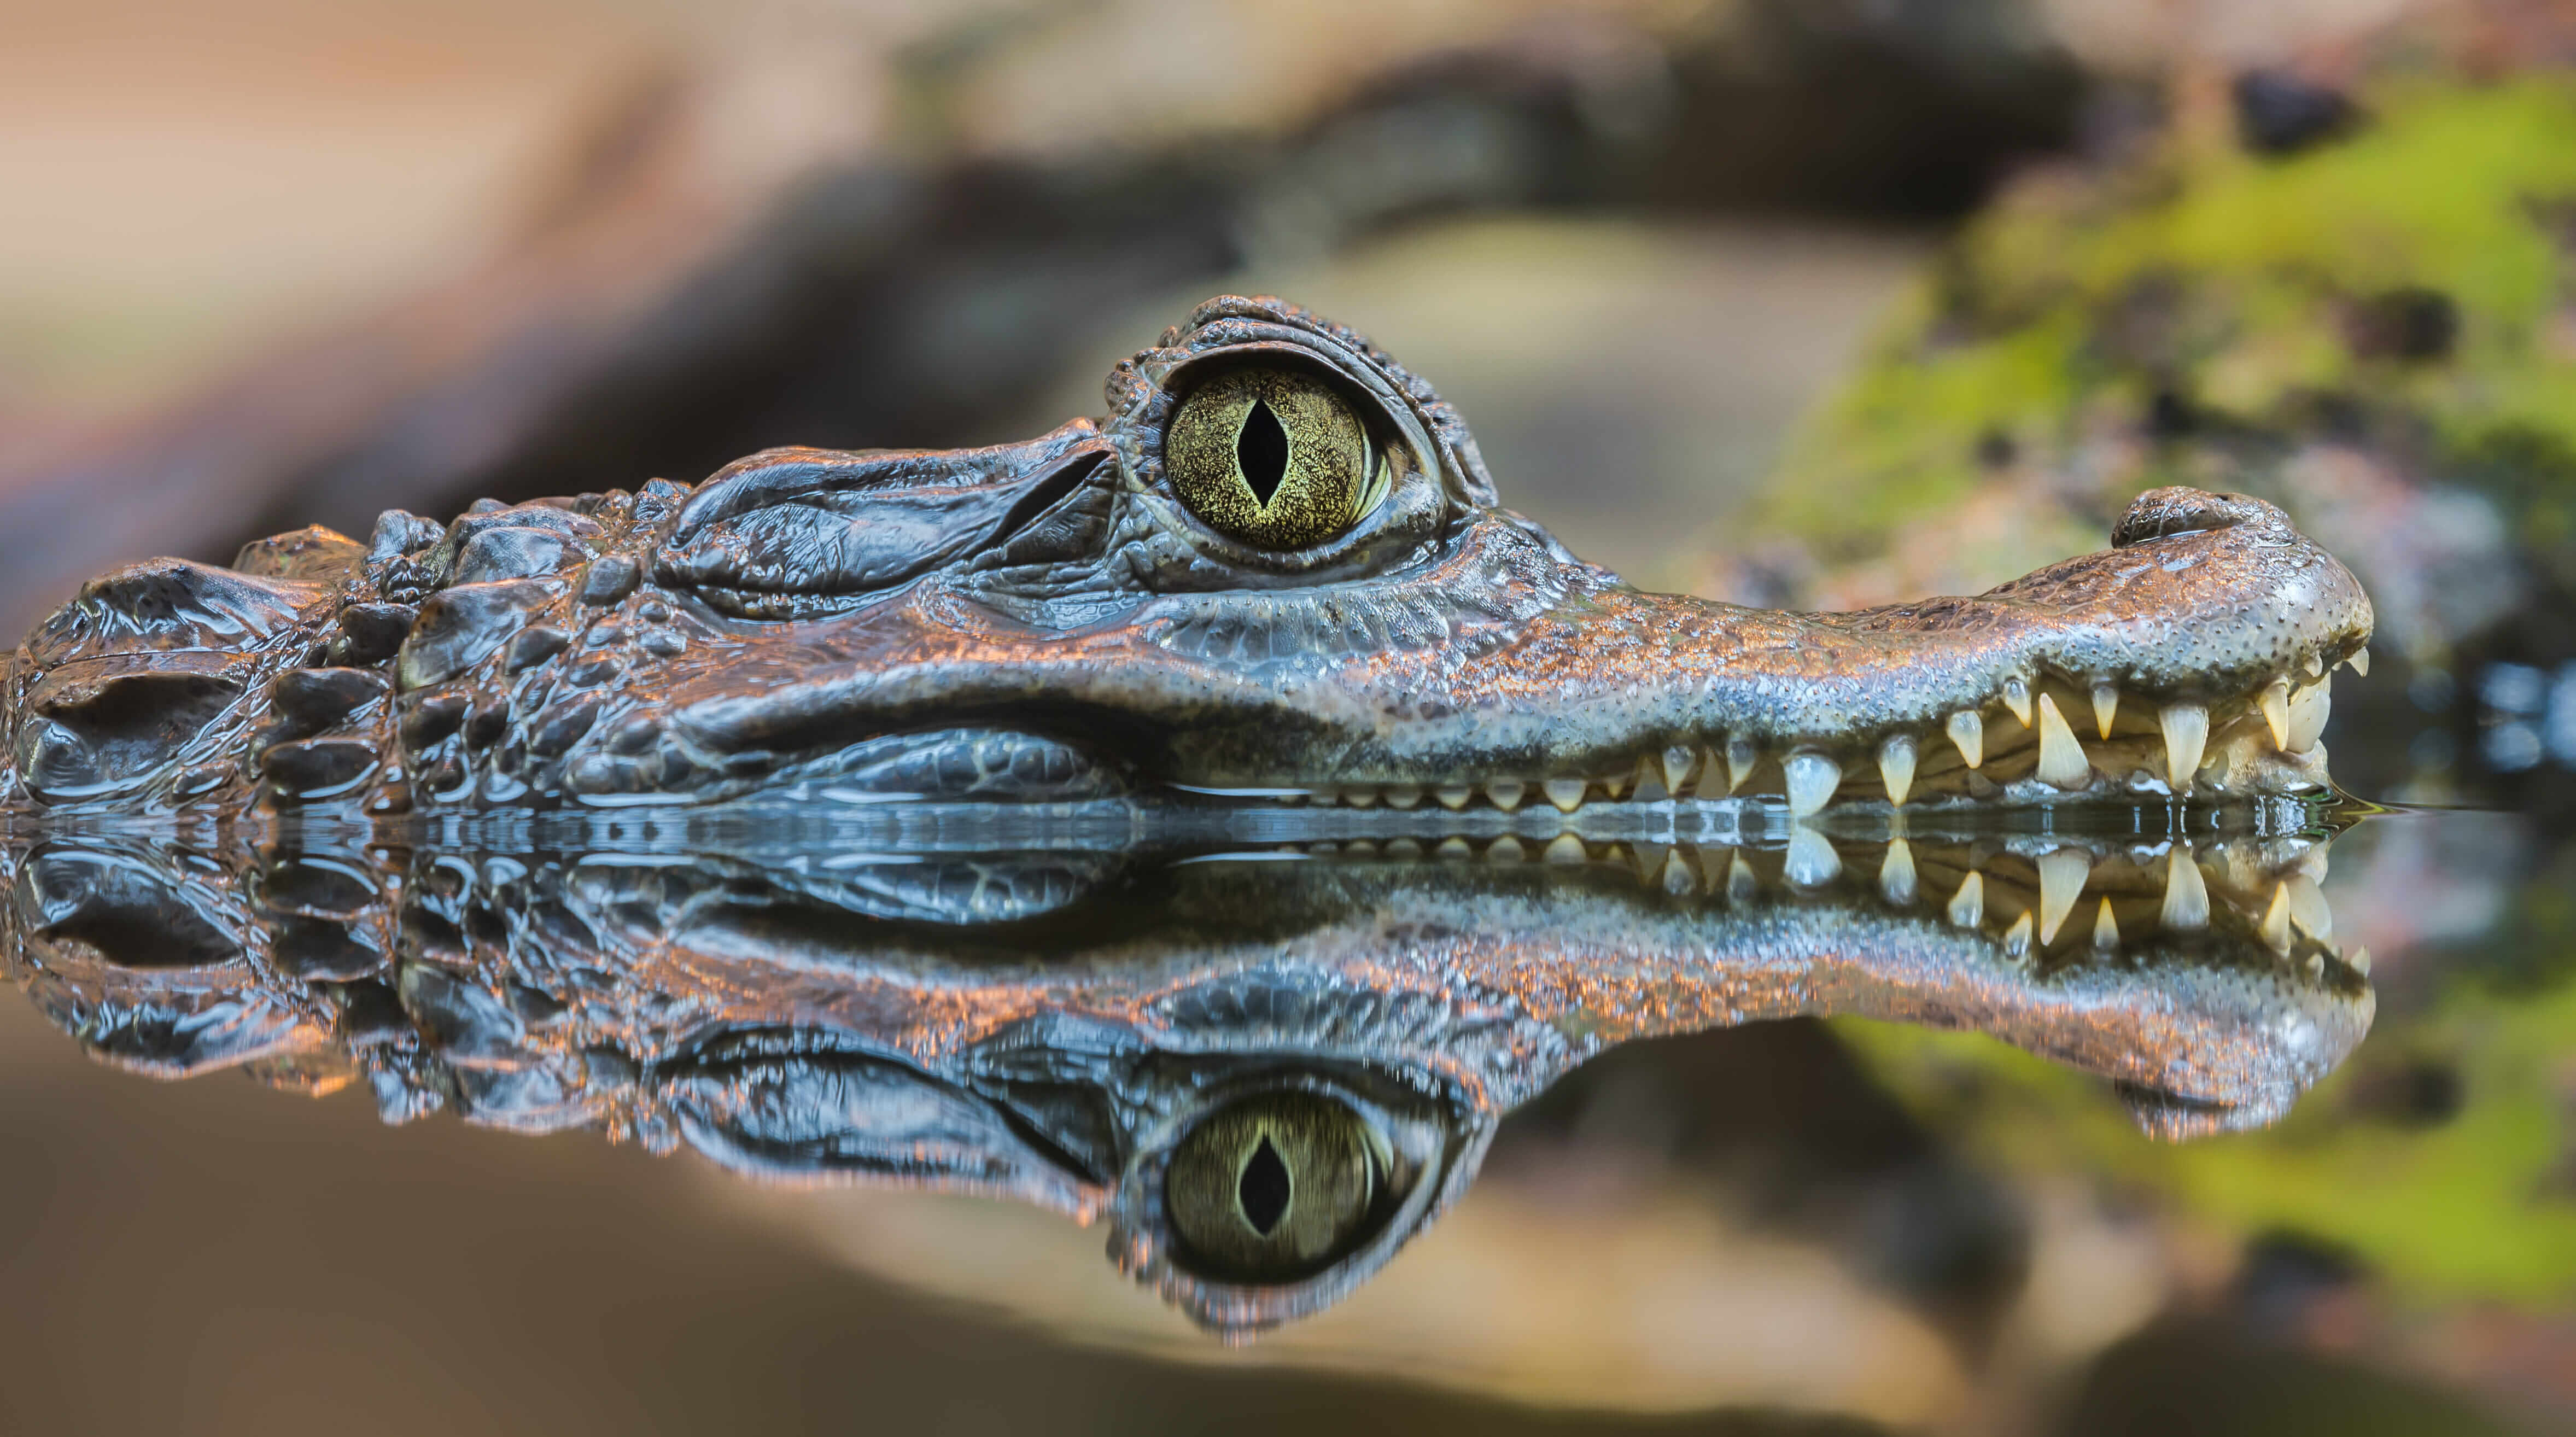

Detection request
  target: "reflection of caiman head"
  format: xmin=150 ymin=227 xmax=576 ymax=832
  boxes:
xmin=2 ymin=296 xmax=2370 ymax=816
xmin=4 ymin=816 xmax=2372 ymax=1335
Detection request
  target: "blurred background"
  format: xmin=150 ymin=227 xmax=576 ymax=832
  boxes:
xmin=6 ymin=0 xmax=2576 ymax=1433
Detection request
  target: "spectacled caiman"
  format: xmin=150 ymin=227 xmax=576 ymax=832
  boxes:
xmin=0 ymin=296 xmax=2371 ymax=820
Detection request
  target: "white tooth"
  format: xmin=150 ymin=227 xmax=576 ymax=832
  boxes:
xmin=2092 ymin=681 xmax=2120 ymax=739
xmin=2159 ymin=703 xmax=2209 ymax=790
xmin=2349 ymin=646 xmax=2370 ymax=677
xmin=2035 ymin=847 xmax=2090 ymax=943
xmin=1487 ymin=835 xmax=1527 ymax=863
xmin=1599 ymin=768 xmax=1633 ymax=801
xmin=2259 ymin=881 xmax=2293 ymax=950
xmin=1382 ymin=785 xmax=1422 ymax=809
xmin=2346 ymin=944 xmax=2371 ymax=975
xmin=2002 ymin=676 xmax=2034 ymax=728
xmin=2283 ymin=873 xmax=2332 ymax=939
xmin=2305 ymin=651 xmax=2324 ymax=677
xmin=1878 ymin=734 xmax=1917 ymax=806
xmin=1486 ymin=779 xmax=1527 ymax=811
xmin=2259 ymin=678 xmax=2292 ymax=750
xmin=2160 ymin=847 xmax=2209 ymax=929
xmin=1435 ymin=785 xmax=1474 ymax=810
xmin=1786 ymin=828 xmax=1841 ymax=886
xmin=2286 ymin=677 xmax=2331 ymax=753
xmin=1630 ymin=756 xmax=1668 ymax=803
xmin=1726 ymin=852 xmax=1760 ymax=902
xmin=1880 ymin=838 xmax=1918 ymax=906
xmin=1946 ymin=710 xmax=1984 ymax=768
xmin=1543 ymin=776 xmax=1588 ymax=812
xmin=1385 ymin=838 xmax=1422 ymax=858
xmin=1435 ymin=837 xmax=1474 ymax=860
xmin=1661 ymin=745 xmax=1697 ymax=795
xmin=1544 ymin=832 xmax=1588 ymax=864
xmin=1726 ymin=735 xmax=1757 ymax=793
xmin=2093 ymin=897 xmax=2120 ymax=948
xmin=1948 ymin=871 xmax=1985 ymax=928
xmin=1784 ymin=751 xmax=1842 ymax=817
xmin=2002 ymin=911 xmax=2034 ymax=957
xmin=2035 ymin=693 xmax=2090 ymax=789
xmin=1344 ymin=838 xmax=1378 ymax=856
xmin=1658 ymin=850 xmax=1696 ymax=895
xmin=1342 ymin=787 xmax=1380 ymax=808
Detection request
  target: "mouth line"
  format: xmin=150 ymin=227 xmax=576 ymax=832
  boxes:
xmin=1198 ymin=644 xmax=2366 ymax=815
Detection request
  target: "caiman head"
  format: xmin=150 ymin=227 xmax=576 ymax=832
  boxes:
xmin=0 ymin=296 xmax=2371 ymax=815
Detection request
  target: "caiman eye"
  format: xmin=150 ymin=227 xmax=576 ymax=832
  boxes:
xmin=1165 ymin=1091 xmax=1386 ymax=1280
xmin=1165 ymin=367 xmax=1391 ymax=548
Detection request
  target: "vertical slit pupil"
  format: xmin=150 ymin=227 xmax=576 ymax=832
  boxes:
xmin=1236 ymin=399 xmax=1290 ymax=507
xmin=1238 ymin=1135 xmax=1292 ymax=1235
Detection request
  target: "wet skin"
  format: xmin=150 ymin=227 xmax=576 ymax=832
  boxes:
xmin=4 ymin=813 xmax=2369 ymax=1336
xmin=0 ymin=296 xmax=2371 ymax=819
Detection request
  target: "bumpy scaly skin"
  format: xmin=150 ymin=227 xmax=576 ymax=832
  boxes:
xmin=7 ymin=820 xmax=2366 ymax=1335
xmin=0 ymin=297 xmax=2373 ymax=818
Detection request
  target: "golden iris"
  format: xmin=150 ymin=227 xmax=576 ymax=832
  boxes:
xmin=1165 ymin=368 xmax=1390 ymax=548
xmin=1166 ymin=1091 xmax=1384 ymax=1279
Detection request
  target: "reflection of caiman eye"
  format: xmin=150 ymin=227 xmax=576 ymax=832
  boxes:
xmin=1166 ymin=1091 xmax=1387 ymax=1280
xmin=1166 ymin=367 xmax=1392 ymax=548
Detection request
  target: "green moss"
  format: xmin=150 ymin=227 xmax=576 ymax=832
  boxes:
xmin=1834 ymin=969 xmax=2576 ymax=1304
xmin=1760 ymin=78 xmax=2576 ymax=564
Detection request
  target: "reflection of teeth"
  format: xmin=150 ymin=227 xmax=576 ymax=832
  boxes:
xmin=2093 ymin=896 xmax=2120 ymax=948
xmin=1881 ymin=838 xmax=1918 ymax=906
xmin=2286 ymin=676 xmax=2331 ymax=753
xmin=2003 ymin=911 xmax=2034 ymax=957
xmin=2283 ymin=873 xmax=2333 ymax=939
xmin=1436 ymin=836 xmax=1474 ymax=859
xmin=2036 ymin=847 xmax=2090 ymax=942
xmin=1786 ymin=827 xmax=1841 ymax=886
xmin=1726 ymin=736 xmax=1757 ymax=793
xmin=1661 ymin=745 xmax=1697 ymax=796
xmin=1382 ymin=785 xmax=1422 ymax=809
xmin=1785 ymin=751 xmax=1842 ymax=817
xmin=2260 ymin=678 xmax=2292 ymax=750
xmin=2092 ymin=681 xmax=2120 ymax=739
xmin=1487 ymin=779 xmax=1527 ymax=812
xmin=1658 ymin=849 xmax=1696 ymax=895
xmin=1543 ymin=776 xmax=1588 ymax=813
xmin=1487 ymin=835 xmax=1527 ymax=863
xmin=1435 ymin=785 xmax=1473 ymax=810
xmin=2002 ymin=676 xmax=2034 ymax=728
xmin=1544 ymin=832 xmax=1588 ymax=864
xmin=1879 ymin=734 xmax=1917 ymax=805
xmin=1727 ymin=852 xmax=1760 ymax=902
xmin=2035 ymin=694 xmax=2090 ymax=789
xmin=2349 ymin=646 xmax=2370 ymax=677
xmin=2160 ymin=703 xmax=2209 ymax=789
xmin=1947 ymin=710 xmax=1984 ymax=768
xmin=2259 ymin=882 xmax=2293 ymax=950
xmin=1948 ymin=871 xmax=1985 ymax=928
xmin=2161 ymin=847 xmax=2210 ymax=928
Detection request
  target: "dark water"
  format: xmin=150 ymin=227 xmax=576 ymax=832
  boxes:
xmin=7 ymin=779 xmax=2565 ymax=1435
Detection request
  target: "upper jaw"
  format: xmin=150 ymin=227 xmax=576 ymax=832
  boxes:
xmin=652 ymin=486 xmax=2368 ymax=814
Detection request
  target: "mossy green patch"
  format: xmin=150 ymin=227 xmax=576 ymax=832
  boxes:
xmin=1760 ymin=78 xmax=2576 ymax=570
